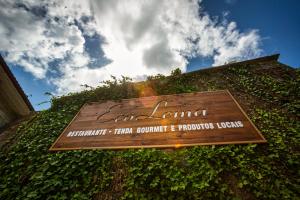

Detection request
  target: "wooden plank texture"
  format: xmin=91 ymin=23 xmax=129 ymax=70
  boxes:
xmin=50 ymin=90 xmax=266 ymax=151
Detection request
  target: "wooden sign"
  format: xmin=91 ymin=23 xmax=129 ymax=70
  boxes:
xmin=50 ymin=90 xmax=266 ymax=151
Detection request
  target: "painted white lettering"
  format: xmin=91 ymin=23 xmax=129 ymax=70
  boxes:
xmin=171 ymin=125 xmax=175 ymax=131
xmin=216 ymin=121 xmax=244 ymax=129
xmin=67 ymin=131 xmax=73 ymax=137
xmin=237 ymin=121 xmax=244 ymax=127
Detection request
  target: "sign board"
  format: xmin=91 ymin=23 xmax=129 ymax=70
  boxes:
xmin=50 ymin=90 xmax=266 ymax=151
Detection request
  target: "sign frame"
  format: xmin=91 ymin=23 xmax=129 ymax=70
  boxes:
xmin=49 ymin=90 xmax=267 ymax=151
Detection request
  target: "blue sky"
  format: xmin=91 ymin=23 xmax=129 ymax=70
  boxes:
xmin=189 ymin=0 xmax=300 ymax=71
xmin=0 ymin=0 xmax=299 ymax=111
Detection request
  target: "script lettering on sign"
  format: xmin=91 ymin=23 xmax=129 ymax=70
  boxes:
xmin=95 ymin=100 xmax=207 ymax=123
xmin=50 ymin=90 xmax=266 ymax=150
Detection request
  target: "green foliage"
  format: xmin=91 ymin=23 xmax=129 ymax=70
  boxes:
xmin=1 ymin=64 xmax=299 ymax=199
xmin=0 ymin=111 xmax=114 ymax=200
xmin=147 ymin=68 xmax=198 ymax=95
xmin=226 ymin=66 xmax=300 ymax=116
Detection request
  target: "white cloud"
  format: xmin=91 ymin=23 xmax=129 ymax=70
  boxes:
xmin=0 ymin=0 xmax=89 ymax=80
xmin=0 ymin=0 xmax=261 ymax=95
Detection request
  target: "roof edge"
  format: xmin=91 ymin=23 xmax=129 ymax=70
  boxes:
xmin=188 ymin=54 xmax=280 ymax=74
xmin=224 ymin=54 xmax=280 ymax=66
xmin=0 ymin=54 xmax=34 ymax=111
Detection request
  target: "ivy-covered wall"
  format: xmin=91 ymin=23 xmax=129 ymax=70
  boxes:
xmin=0 ymin=59 xmax=299 ymax=199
